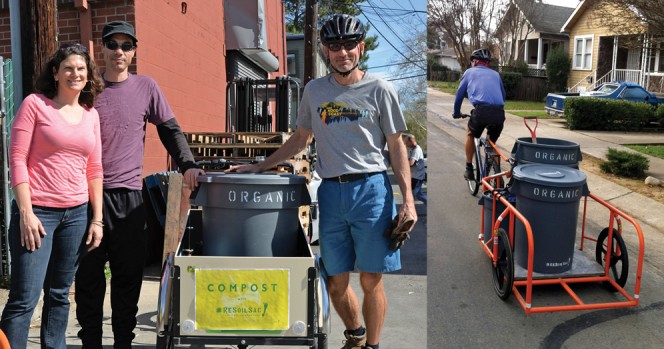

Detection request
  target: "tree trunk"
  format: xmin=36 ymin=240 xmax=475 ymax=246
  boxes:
xmin=20 ymin=0 xmax=58 ymax=98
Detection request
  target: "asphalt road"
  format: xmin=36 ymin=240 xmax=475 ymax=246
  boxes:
xmin=427 ymin=92 xmax=664 ymax=348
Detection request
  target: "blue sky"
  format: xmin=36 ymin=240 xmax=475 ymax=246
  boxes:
xmin=359 ymin=0 xmax=427 ymax=81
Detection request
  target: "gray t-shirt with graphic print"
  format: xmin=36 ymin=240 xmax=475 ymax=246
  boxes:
xmin=296 ymin=73 xmax=407 ymax=179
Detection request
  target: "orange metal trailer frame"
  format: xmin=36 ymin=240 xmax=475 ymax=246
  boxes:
xmin=477 ymin=141 xmax=645 ymax=314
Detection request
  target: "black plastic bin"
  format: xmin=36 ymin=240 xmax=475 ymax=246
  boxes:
xmin=511 ymin=164 xmax=588 ymax=274
xmin=511 ymin=137 xmax=582 ymax=168
xmin=191 ymin=173 xmax=311 ymax=257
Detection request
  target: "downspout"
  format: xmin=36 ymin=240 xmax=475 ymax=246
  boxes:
xmin=75 ymin=0 xmax=95 ymax=56
xmin=9 ymin=0 xmax=22 ymax=108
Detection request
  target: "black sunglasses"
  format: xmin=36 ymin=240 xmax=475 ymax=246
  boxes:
xmin=104 ymin=40 xmax=136 ymax=52
xmin=327 ymin=41 xmax=359 ymax=52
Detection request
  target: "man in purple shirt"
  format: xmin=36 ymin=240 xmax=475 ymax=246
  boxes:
xmin=452 ymin=48 xmax=506 ymax=180
xmin=74 ymin=21 xmax=204 ymax=348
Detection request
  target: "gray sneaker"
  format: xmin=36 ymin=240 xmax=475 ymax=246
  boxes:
xmin=341 ymin=329 xmax=367 ymax=349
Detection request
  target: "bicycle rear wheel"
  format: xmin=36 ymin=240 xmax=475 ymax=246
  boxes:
xmin=484 ymin=154 xmax=502 ymax=189
xmin=467 ymin=153 xmax=481 ymax=196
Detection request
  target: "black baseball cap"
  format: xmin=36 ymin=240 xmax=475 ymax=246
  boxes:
xmin=102 ymin=21 xmax=138 ymax=43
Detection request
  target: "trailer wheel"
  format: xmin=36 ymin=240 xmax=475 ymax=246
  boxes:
xmin=156 ymin=254 xmax=175 ymax=349
xmin=596 ymin=228 xmax=629 ymax=291
xmin=315 ymin=254 xmax=330 ymax=349
xmin=491 ymin=228 xmax=514 ymax=300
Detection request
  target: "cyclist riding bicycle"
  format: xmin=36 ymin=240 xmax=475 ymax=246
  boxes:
xmin=452 ymin=48 xmax=506 ymax=181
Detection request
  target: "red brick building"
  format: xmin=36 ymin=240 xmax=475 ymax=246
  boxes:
xmin=0 ymin=0 xmax=287 ymax=175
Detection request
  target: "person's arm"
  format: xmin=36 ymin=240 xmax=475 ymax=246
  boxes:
xmin=232 ymin=127 xmax=314 ymax=173
xmin=386 ymin=132 xmax=417 ymax=232
xmin=85 ymin=115 xmax=103 ymax=251
xmin=9 ymin=95 xmax=45 ymax=251
xmin=85 ymin=178 xmax=103 ymax=251
xmin=453 ymin=73 xmax=469 ymax=117
xmin=156 ymin=118 xmax=205 ymax=188
xmin=12 ymin=183 xmax=45 ymax=251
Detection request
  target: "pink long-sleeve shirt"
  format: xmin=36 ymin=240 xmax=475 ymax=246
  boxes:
xmin=10 ymin=94 xmax=103 ymax=208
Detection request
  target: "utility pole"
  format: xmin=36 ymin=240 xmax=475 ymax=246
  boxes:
xmin=303 ymin=0 xmax=318 ymax=86
xmin=20 ymin=0 xmax=58 ymax=98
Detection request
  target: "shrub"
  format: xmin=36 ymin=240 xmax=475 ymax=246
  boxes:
xmin=599 ymin=148 xmax=649 ymax=179
xmin=502 ymin=60 xmax=529 ymax=75
xmin=657 ymin=104 xmax=664 ymax=126
xmin=564 ymin=98 xmax=654 ymax=131
xmin=546 ymin=48 xmax=571 ymax=93
xmin=500 ymin=72 xmax=522 ymax=100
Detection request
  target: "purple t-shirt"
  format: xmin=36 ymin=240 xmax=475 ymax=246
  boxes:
xmin=96 ymin=74 xmax=174 ymax=189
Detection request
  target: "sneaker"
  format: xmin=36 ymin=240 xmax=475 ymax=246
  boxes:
xmin=341 ymin=329 xmax=367 ymax=349
xmin=363 ymin=345 xmax=378 ymax=349
xmin=464 ymin=166 xmax=475 ymax=181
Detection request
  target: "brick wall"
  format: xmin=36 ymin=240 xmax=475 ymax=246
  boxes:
xmin=1 ymin=0 xmax=286 ymax=177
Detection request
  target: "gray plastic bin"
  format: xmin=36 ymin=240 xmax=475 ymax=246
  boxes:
xmin=511 ymin=164 xmax=588 ymax=273
xmin=511 ymin=137 xmax=582 ymax=168
xmin=191 ymin=173 xmax=311 ymax=257
xmin=480 ymin=191 xmax=516 ymax=243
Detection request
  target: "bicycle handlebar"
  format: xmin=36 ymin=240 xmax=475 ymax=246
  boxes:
xmin=453 ymin=113 xmax=471 ymax=119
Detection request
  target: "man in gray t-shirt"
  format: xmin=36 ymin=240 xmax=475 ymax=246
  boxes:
xmin=233 ymin=14 xmax=416 ymax=349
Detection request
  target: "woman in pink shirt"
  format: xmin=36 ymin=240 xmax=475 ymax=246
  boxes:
xmin=0 ymin=43 xmax=104 ymax=349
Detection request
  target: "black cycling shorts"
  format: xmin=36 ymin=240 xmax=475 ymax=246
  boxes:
xmin=468 ymin=104 xmax=506 ymax=143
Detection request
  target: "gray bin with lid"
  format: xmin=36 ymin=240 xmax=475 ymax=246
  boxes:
xmin=191 ymin=173 xmax=311 ymax=257
xmin=480 ymin=191 xmax=516 ymax=243
xmin=511 ymin=137 xmax=582 ymax=168
xmin=511 ymin=164 xmax=588 ymax=273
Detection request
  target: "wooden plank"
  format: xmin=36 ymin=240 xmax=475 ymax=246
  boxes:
xmin=162 ymin=173 xmax=184 ymax=266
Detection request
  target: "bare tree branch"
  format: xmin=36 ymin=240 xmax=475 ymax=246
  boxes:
xmin=585 ymin=0 xmax=664 ymax=41
xmin=428 ymin=0 xmax=503 ymax=70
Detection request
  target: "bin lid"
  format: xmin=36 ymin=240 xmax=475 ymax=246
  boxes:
xmin=197 ymin=172 xmax=307 ymax=185
xmin=515 ymin=137 xmax=579 ymax=149
xmin=512 ymin=164 xmax=586 ymax=187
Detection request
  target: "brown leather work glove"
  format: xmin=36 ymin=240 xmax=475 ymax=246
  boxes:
xmin=384 ymin=216 xmax=415 ymax=250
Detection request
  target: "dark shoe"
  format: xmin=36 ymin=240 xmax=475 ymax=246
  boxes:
xmin=341 ymin=329 xmax=367 ymax=349
xmin=464 ymin=167 xmax=475 ymax=181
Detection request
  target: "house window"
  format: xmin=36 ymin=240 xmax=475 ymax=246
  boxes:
xmin=648 ymin=43 xmax=664 ymax=73
xmin=573 ymin=35 xmax=593 ymax=70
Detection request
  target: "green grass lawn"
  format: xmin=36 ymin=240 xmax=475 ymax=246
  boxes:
xmin=504 ymin=100 xmax=545 ymax=111
xmin=428 ymin=81 xmax=459 ymax=94
xmin=625 ymin=144 xmax=664 ymax=160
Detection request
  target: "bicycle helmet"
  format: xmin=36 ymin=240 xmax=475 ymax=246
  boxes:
xmin=320 ymin=14 xmax=366 ymax=44
xmin=471 ymin=48 xmax=491 ymax=62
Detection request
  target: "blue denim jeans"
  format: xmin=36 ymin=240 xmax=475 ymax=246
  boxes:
xmin=0 ymin=201 xmax=89 ymax=349
xmin=411 ymin=178 xmax=427 ymax=204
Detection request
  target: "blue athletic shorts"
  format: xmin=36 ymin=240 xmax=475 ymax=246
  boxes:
xmin=318 ymin=172 xmax=400 ymax=275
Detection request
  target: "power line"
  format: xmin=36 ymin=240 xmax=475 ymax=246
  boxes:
xmin=367 ymin=60 xmax=426 ymax=70
xmin=359 ymin=0 xmax=427 ymax=71
xmin=387 ymin=73 xmax=427 ymax=82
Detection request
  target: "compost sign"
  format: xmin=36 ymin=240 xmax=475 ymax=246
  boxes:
xmin=195 ymin=269 xmax=290 ymax=330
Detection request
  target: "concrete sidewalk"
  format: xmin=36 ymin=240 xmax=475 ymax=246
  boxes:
xmin=428 ymin=87 xmax=664 ymax=236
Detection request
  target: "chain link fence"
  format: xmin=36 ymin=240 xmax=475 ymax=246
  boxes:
xmin=1 ymin=56 xmax=15 ymax=278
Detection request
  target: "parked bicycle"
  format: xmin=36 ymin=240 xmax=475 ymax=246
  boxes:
xmin=457 ymin=113 xmax=504 ymax=196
